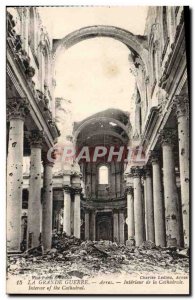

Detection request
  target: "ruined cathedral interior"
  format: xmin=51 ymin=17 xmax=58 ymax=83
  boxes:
xmin=6 ymin=6 xmax=189 ymax=254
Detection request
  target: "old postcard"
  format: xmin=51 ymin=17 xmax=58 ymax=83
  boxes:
xmin=6 ymin=6 xmax=190 ymax=295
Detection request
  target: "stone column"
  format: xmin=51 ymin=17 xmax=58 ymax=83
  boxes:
xmin=144 ymin=167 xmax=155 ymax=242
xmin=143 ymin=177 xmax=148 ymax=240
xmin=90 ymin=210 xmax=96 ymax=241
xmin=150 ymin=151 xmax=166 ymax=247
xmin=132 ymin=167 xmax=144 ymax=246
xmin=84 ymin=209 xmax=90 ymax=240
xmin=174 ymin=96 xmax=189 ymax=247
xmin=119 ymin=210 xmax=125 ymax=244
xmin=63 ymin=186 xmax=71 ymax=236
xmin=7 ymin=98 xmax=29 ymax=252
xmin=126 ymin=186 xmax=135 ymax=240
xmin=73 ymin=188 xmax=81 ymax=239
xmin=42 ymin=154 xmax=54 ymax=251
xmin=141 ymin=181 xmax=146 ymax=241
xmin=113 ymin=209 xmax=119 ymax=243
xmin=161 ymin=129 xmax=181 ymax=247
xmin=27 ymin=130 xmax=44 ymax=248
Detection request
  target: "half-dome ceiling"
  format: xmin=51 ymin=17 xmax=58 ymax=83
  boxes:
xmin=74 ymin=108 xmax=130 ymax=146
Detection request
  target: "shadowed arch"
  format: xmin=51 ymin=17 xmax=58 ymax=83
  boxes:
xmin=53 ymin=25 xmax=149 ymax=74
xmin=74 ymin=116 xmax=130 ymax=142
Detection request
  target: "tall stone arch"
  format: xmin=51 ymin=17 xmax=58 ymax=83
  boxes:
xmin=52 ymin=25 xmax=149 ymax=136
xmin=52 ymin=25 xmax=149 ymax=75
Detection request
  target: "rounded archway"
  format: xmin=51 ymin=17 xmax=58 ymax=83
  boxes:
xmin=74 ymin=108 xmax=130 ymax=146
xmin=74 ymin=116 xmax=129 ymax=142
xmin=53 ymin=25 xmax=149 ymax=74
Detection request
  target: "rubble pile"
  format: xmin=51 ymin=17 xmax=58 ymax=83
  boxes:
xmin=7 ymin=234 xmax=189 ymax=278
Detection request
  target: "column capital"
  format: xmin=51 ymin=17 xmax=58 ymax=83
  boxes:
xmin=141 ymin=167 xmax=152 ymax=180
xmin=173 ymin=95 xmax=189 ymax=119
xmin=72 ymin=187 xmax=82 ymax=195
xmin=63 ymin=169 xmax=72 ymax=176
xmin=7 ymin=97 xmax=30 ymax=121
xmin=131 ymin=166 xmax=144 ymax=178
xmin=124 ymin=172 xmax=133 ymax=185
xmin=141 ymin=172 xmax=146 ymax=180
xmin=149 ymin=150 xmax=161 ymax=165
xmin=72 ymin=171 xmax=82 ymax=179
xmin=159 ymin=128 xmax=177 ymax=146
xmin=42 ymin=151 xmax=54 ymax=167
xmin=126 ymin=186 xmax=134 ymax=195
xmin=89 ymin=208 xmax=96 ymax=214
xmin=63 ymin=185 xmax=72 ymax=193
xmin=124 ymin=172 xmax=133 ymax=179
xmin=84 ymin=208 xmax=90 ymax=214
xmin=30 ymin=130 xmax=44 ymax=149
xmin=143 ymin=165 xmax=152 ymax=177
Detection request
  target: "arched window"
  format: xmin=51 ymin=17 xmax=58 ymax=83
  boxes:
xmin=99 ymin=165 xmax=109 ymax=184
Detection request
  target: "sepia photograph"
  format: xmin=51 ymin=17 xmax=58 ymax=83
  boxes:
xmin=6 ymin=5 xmax=190 ymax=295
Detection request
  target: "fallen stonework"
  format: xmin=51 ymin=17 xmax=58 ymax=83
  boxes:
xmin=7 ymin=233 xmax=189 ymax=279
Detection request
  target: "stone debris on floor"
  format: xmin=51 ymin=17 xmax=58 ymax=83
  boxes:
xmin=7 ymin=233 xmax=189 ymax=279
